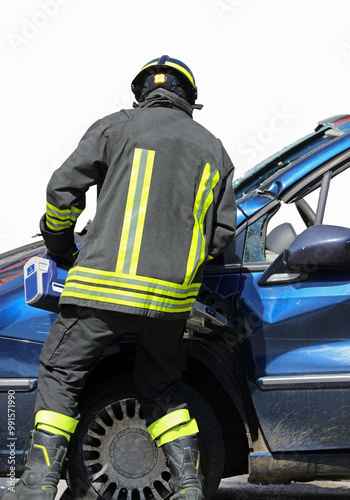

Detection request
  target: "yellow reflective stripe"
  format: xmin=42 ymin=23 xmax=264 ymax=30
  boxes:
xmin=35 ymin=410 xmax=79 ymax=435
xmin=130 ymin=149 xmax=155 ymax=274
xmin=46 ymin=217 xmax=72 ymax=231
xmin=164 ymin=61 xmax=195 ymax=86
xmin=147 ymin=409 xmax=191 ymax=440
xmin=46 ymin=201 xmax=83 ymax=231
xmin=157 ymin=419 xmax=199 ymax=447
xmin=116 ymin=148 xmax=142 ymax=273
xmin=33 ymin=444 xmax=51 ymax=466
xmin=65 ymin=276 xmax=194 ymax=298
xmin=46 ymin=202 xmax=82 ymax=220
xmin=184 ymin=164 xmax=220 ymax=285
xmin=139 ymin=60 xmax=195 ymax=87
xmin=62 ymin=263 xmax=201 ymax=313
xmin=65 ymin=266 xmax=199 ymax=297
xmin=61 ymin=282 xmax=196 ymax=313
xmin=195 ymin=169 xmax=220 ymax=275
xmin=46 ymin=202 xmax=82 ymax=217
xmin=140 ymin=62 xmax=158 ymax=72
xmin=63 ymin=281 xmax=194 ymax=303
xmin=46 ymin=219 xmax=67 ymax=231
xmin=62 ymin=265 xmax=199 ymax=313
xmin=185 ymin=164 xmax=211 ymax=283
xmin=66 ymin=265 xmax=199 ymax=290
xmin=116 ymin=148 xmax=155 ymax=275
xmin=46 ymin=212 xmax=78 ymax=225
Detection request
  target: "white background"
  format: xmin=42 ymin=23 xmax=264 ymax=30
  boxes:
xmin=1 ymin=0 xmax=350 ymax=254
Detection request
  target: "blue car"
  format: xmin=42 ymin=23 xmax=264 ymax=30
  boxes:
xmin=1 ymin=114 xmax=350 ymax=499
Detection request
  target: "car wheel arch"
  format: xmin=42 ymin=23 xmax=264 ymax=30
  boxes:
xmin=184 ymin=339 xmax=257 ymax=474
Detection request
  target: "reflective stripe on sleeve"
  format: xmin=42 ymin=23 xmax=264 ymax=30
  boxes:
xmin=184 ymin=163 xmax=220 ymax=285
xmin=46 ymin=202 xmax=83 ymax=231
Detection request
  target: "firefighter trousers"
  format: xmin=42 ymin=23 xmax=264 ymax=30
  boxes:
xmin=35 ymin=305 xmax=187 ymax=427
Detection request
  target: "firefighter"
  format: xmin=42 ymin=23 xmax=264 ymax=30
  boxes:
xmin=5 ymin=55 xmax=236 ymax=500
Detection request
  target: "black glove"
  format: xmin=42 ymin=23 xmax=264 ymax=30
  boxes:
xmin=40 ymin=214 xmax=78 ymax=268
xmin=45 ymin=248 xmax=79 ymax=269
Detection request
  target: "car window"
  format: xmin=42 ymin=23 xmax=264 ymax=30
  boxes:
xmin=322 ymin=165 xmax=350 ymax=228
xmin=243 ymin=164 xmax=350 ymax=265
xmin=243 ymin=190 xmax=319 ymax=264
xmin=243 ymin=214 xmax=269 ymax=264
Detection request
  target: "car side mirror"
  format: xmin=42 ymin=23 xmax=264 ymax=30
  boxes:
xmin=259 ymin=225 xmax=350 ymax=286
xmin=284 ymin=224 xmax=350 ymax=270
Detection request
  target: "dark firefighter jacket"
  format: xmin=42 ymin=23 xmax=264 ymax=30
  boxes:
xmin=44 ymin=89 xmax=236 ymax=319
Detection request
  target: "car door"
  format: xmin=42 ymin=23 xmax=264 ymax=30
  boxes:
xmin=237 ymin=162 xmax=350 ymax=452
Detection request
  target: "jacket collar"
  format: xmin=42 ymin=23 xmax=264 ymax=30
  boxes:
xmin=135 ymin=89 xmax=197 ymax=117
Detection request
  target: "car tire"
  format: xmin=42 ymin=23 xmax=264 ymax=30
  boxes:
xmin=66 ymin=377 xmax=224 ymax=500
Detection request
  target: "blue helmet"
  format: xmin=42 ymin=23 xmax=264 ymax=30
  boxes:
xmin=131 ymin=55 xmax=198 ymax=105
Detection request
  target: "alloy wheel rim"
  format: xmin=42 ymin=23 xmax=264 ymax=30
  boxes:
xmin=82 ymin=398 xmax=171 ymax=500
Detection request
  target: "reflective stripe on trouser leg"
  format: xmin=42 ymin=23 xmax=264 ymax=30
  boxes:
xmin=147 ymin=408 xmax=199 ymax=446
xmin=35 ymin=410 xmax=79 ymax=441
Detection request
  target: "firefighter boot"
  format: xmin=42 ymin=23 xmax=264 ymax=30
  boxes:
xmin=3 ymin=430 xmax=68 ymax=500
xmin=162 ymin=435 xmax=204 ymax=500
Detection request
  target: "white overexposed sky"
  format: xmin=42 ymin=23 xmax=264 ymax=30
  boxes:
xmin=1 ymin=0 xmax=350 ymax=254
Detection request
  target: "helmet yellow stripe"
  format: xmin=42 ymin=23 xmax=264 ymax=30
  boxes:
xmin=132 ymin=55 xmax=197 ymax=103
xmin=164 ymin=61 xmax=195 ymax=87
xmin=139 ymin=60 xmax=195 ymax=88
xmin=139 ymin=62 xmax=156 ymax=73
